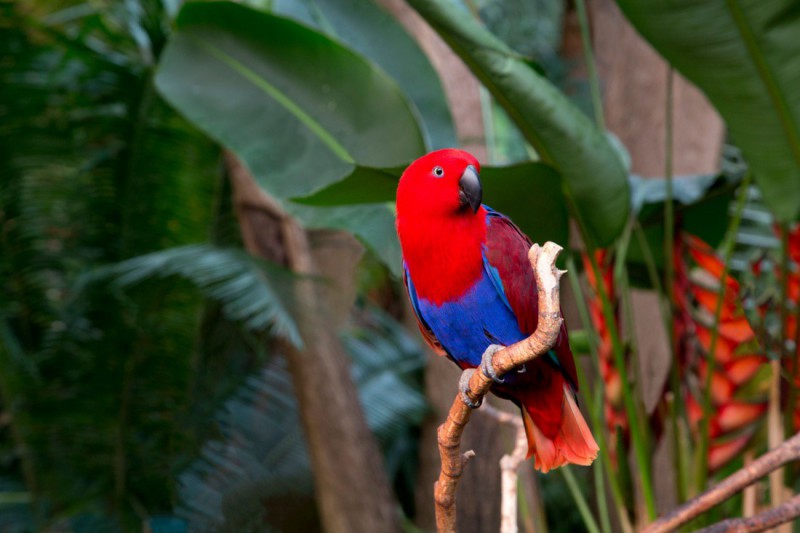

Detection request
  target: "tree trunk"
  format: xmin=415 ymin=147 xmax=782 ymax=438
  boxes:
xmin=226 ymin=153 xmax=400 ymax=533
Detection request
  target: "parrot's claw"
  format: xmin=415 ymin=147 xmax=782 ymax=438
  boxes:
xmin=459 ymin=369 xmax=482 ymax=409
xmin=480 ymin=344 xmax=506 ymax=383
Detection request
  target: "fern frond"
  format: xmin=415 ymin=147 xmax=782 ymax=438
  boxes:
xmin=87 ymin=244 xmax=303 ymax=348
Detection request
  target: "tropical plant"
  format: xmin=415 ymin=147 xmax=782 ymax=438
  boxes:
xmin=6 ymin=0 xmax=800 ymax=531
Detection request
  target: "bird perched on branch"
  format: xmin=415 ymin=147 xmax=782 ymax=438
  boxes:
xmin=396 ymin=148 xmax=598 ymax=472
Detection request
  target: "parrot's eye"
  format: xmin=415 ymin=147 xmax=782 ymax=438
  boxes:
xmin=433 ymin=166 xmax=444 ymax=178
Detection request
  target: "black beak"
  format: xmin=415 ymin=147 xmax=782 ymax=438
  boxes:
xmin=458 ymin=165 xmax=482 ymax=214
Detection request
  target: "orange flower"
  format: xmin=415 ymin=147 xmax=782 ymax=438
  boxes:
xmin=675 ymin=233 xmax=767 ymax=470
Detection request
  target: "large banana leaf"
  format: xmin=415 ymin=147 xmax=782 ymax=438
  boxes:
xmin=617 ymin=0 xmax=800 ymax=222
xmin=406 ymin=0 xmax=630 ymax=247
xmin=272 ymin=0 xmax=457 ymax=150
xmin=156 ymin=2 xmax=427 ymax=273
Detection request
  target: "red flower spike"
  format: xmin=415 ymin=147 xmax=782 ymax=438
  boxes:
xmin=718 ymin=317 xmax=756 ymax=344
xmin=708 ymin=435 xmax=752 ymax=472
xmin=695 ymin=326 xmax=736 ymax=363
xmin=717 ymin=402 xmax=767 ymax=433
xmin=675 ymin=232 xmax=768 ymax=471
xmin=724 ymin=356 xmax=766 ymax=386
xmin=710 ymin=372 xmax=735 ymax=404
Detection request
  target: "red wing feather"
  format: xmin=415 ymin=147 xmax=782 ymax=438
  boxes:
xmin=484 ymin=212 xmax=579 ymax=388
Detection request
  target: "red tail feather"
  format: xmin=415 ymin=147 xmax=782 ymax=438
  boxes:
xmin=520 ymin=384 xmax=599 ymax=473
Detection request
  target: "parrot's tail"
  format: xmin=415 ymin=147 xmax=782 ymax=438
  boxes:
xmin=520 ymin=383 xmax=599 ymax=473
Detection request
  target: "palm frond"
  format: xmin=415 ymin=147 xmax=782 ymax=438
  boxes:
xmin=173 ymin=307 xmax=427 ymax=531
xmin=86 ymin=244 xmax=304 ymax=348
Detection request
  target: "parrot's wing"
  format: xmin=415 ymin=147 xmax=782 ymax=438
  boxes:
xmin=482 ymin=207 xmax=579 ymax=389
xmin=403 ymin=266 xmax=448 ymax=357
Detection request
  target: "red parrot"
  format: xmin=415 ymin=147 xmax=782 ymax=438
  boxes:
xmin=396 ymin=149 xmax=598 ymax=472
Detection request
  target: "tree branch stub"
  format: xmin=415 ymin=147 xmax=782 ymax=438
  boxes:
xmin=433 ymin=242 xmax=565 ymax=533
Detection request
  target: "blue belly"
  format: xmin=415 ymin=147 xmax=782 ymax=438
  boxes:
xmin=416 ymin=274 xmax=526 ymax=368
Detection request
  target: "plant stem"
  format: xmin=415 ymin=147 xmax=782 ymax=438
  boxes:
xmin=584 ymin=249 xmax=657 ymax=519
xmin=695 ymin=173 xmax=752 ymax=492
xmin=662 ymin=67 xmax=689 ymax=503
xmin=633 ymin=221 xmax=691 ymax=500
xmin=770 ymin=224 xmax=790 ymax=510
xmin=566 ymin=255 xmax=633 ymax=531
xmin=561 ymin=466 xmax=602 ymax=533
xmin=787 ymin=246 xmax=800 ymax=453
xmin=574 ymin=0 xmax=605 ymax=130
xmin=594 ymin=454 xmax=613 ymax=533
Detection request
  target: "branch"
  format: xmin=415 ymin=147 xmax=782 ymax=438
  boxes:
xmin=697 ymin=495 xmax=800 ymax=533
xmin=434 ymin=242 xmax=565 ymax=533
xmin=481 ymin=404 xmax=528 ymax=533
xmin=642 ymin=431 xmax=800 ymax=533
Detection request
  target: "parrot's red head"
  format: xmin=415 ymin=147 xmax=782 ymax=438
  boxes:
xmin=396 ymin=149 xmax=487 ymax=303
xmin=396 ymin=148 xmax=483 ymax=219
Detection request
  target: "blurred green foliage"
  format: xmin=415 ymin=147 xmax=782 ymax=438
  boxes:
xmin=4 ymin=0 xmax=800 ymax=531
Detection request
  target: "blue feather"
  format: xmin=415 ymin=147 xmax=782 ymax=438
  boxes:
xmin=407 ymin=267 xmax=526 ymax=368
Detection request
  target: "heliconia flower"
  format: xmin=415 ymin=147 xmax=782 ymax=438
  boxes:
xmin=675 ymin=234 xmax=767 ymax=471
xmin=724 ymin=355 xmax=766 ymax=386
xmin=707 ymin=434 xmax=753 ymax=472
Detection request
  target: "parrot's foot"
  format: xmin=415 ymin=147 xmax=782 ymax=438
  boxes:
xmin=480 ymin=344 xmax=506 ymax=383
xmin=459 ymin=369 xmax=482 ymax=409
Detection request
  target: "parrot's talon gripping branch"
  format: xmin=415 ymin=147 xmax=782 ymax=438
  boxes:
xmin=479 ymin=344 xmax=506 ymax=383
xmin=433 ymin=242 xmax=564 ymax=533
xmin=458 ymin=369 xmax=482 ymax=408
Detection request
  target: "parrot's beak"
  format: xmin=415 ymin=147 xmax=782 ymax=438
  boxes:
xmin=458 ymin=165 xmax=482 ymax=214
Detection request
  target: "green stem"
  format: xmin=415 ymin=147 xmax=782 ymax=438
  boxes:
xmin=480 ymin=87 xmax=499 ymax=164
xmin=662 ymin=67 xmax=688 ymax=503
xmin=566 ymin=256 xmax=632 ymax=529
xmin=633 ymin=223 xmax=691 ymax=499
xmin=664 ymin=68 xmax=675 ymax=317
xmin=779 ymin=225 xmax=793 ymax=487
xmin=695 ymin=173 xmax=752 ymax=491
xmin=594 ymin=454 xmax=613 ymax=533
xmin=787 ymin=249 xmax=800 ymax=444
xmin=584 ymin=248 xmax=657 ymax=519
xmin=574 ymin=0 xmax=605 ymax=130
xmin=561 ymin=467 xmax=602 ymax=533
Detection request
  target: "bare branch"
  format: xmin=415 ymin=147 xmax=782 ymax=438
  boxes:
xmin=697 ymin=494 xmax=800 ymax=533
xmin=643 ymin=431 xmax=800 ymax=533
xmin=482 ymin=404 xmax=528 ymax=533
xmin=434 ymin=242 xmax=565 ymax=533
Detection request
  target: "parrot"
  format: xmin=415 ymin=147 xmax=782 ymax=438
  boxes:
xmin=396 ymin=148 xmax=598 ymax=472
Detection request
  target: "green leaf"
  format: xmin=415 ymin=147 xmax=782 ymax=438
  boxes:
xmin=482 ymin=163 xmax=569 ymax=246
xmin=273 ymin=0 xmax=457 ymax=149
xmin=292 ymin=165 xmax=404 ymax=206
xmin=155 ymin=2 xmax=427 ymax=272
xmin=627 ymin=174 xmax=740 ymax=281
xmin=295 ymin=161 xmax=569 ymax=245
xmin=406 ymin=0 xmax=630 ymax=246
xmin=616 ymin=0 xmax=800 ymax=222
xmin=175 ymin=308 xmax=427 ymax=531
xmin=88 ymin=244 xmax=304 ymax=348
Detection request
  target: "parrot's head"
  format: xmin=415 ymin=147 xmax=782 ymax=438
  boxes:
xmin=396 ymin=148 xmax=483 ymax=220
